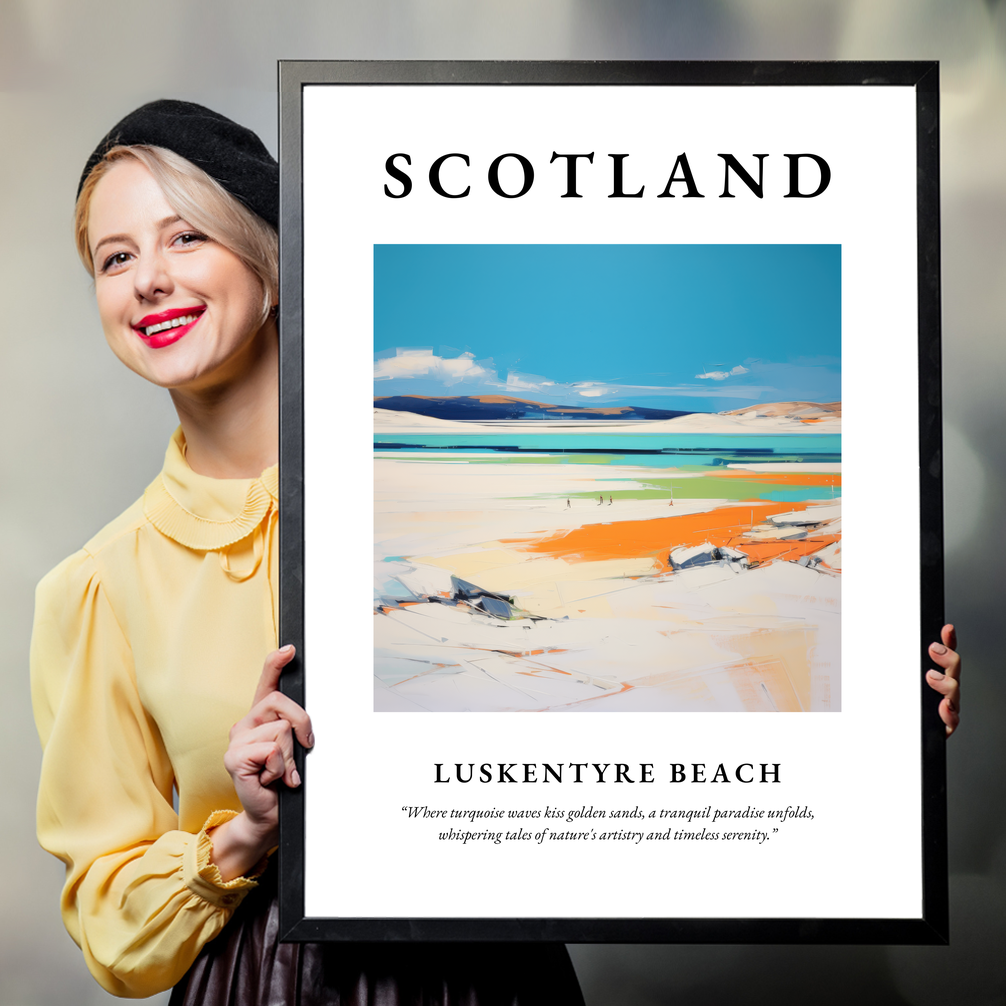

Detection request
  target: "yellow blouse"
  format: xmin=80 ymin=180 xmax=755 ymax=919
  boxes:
xmin=31 ymin=429 xmax=279 ymax=998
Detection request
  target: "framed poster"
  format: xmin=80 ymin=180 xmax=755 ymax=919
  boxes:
xmin=277 ymin=61 xmax=946 ymax=943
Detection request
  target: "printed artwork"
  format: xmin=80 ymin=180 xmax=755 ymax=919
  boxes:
xmin=374 ymin=245 xmax=841 ymax=712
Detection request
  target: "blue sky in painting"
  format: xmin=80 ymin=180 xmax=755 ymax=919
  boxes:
xmin=374 ymin=245 xmax=840 ymax=413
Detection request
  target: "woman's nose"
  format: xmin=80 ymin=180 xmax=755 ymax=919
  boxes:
xmin=133 ymin=249 xmax=173 ymax=302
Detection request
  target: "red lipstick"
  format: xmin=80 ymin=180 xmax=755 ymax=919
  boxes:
xmin=132 ymin=306 xmax=205 ymax=349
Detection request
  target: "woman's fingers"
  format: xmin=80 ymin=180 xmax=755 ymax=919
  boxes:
xmin=241 ymin=644 xmax=314 ymax=749
xmin=255 ymin=691 xmax=313 ymax=749
xmin=258 ymin=742 xmax=289 ymax=788
xmin=232 ymin=689 xmax=314 ymax=750
xmin=941 ymin=623 xmax=957 ymax=653
xmin=928 ymin=629 xmax=961 ymax=684
xmin=224 ymin=738 xmax=288 ymax=788
xmin=230 ymin=719 xmax=302 ymax=788
xmin=926 ymin=667 xmax=959 ymax=703
xmin=940 ymin=697 xmax=960 ymax=737
xmin=218 ymin=646 xmax=309 ymax=845
xmin=927 ymin=623 xmax=961 ymax=737
xmin=928 ymin=647 xmax=960 ymax=680
xmin=252 ymin=644 xmax=297 ymax=707
xmin=924 ymin=677 xmax=960 ymax=736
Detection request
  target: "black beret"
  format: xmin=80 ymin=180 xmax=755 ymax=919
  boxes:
xmin=78 ymin=99 xmax=278 ymax=228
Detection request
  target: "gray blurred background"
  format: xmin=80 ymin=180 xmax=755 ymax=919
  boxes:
xmin=2 ymin=1 xmax=1003 ymax=1003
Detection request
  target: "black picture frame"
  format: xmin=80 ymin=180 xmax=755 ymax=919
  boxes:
xmin=277 ymin=60 xmax=945 ymax=944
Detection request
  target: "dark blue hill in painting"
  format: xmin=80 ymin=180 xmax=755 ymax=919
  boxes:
xmin=375 ymin=395 xmax=697 ymax=422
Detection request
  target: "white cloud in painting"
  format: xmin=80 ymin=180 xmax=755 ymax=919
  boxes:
xmin=376 ymin=351 xmax=569 ymax=396
xmin=505 ymin=372 xmax=556 ymax=393
xmin=695 ymin=365 xmax=750 ymax=381
xmin=374 ymin=349 xmax=498 ymax=387
xmin=571 ymin=382 xmax=610 ymax=398
xmin=375 ymin=349 xmax=777 ymax=403
xmin=565 ymin=381 xmax=771 ymax=400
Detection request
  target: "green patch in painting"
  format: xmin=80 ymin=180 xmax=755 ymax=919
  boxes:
xmin=639 ymin=477 xmax=815 ymax=501
xmin=511 ymin=490 xmax=685 ymax=502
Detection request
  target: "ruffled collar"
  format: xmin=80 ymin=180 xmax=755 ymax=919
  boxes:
xmin=143 ymin=428 xmax=278 ymax=551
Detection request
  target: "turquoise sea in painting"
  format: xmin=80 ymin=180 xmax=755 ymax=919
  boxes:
xmin=375 ymin=431 xmax=839 ymax=456
xmin=375 ymin=433 xmax=840 ymax=502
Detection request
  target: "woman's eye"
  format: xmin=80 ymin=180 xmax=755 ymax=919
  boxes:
xmin=101 ymin=251 xmax=132 ymax=273
xmin=173 ymin=231 xmax=208 ymax=248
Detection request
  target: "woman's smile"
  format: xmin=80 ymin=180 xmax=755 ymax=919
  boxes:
xmin=133 ymin=306 xmax=207 ymax=348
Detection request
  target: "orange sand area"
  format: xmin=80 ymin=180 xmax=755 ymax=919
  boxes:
xmin=739 ymin=535 xmax=840 ymax=565
xmin=507 ymin=500 xmax=836 ymax=570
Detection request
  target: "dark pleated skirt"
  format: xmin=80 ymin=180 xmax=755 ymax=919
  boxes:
xmin=169 ymin=869 xmax=585 ymax=1006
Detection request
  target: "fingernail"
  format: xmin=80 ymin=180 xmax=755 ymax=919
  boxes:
xmin=928 ymin=670 xmax=944 ymax=679
xmin=280 ymin=644 xmax=295 ymax=654
xmin=931 ymin=643 xmax=947 ymax=654
xmin=307 ymin=732 xmax=315 ymax=748
xmin=292 ymin=768 xmax=301 ymax=787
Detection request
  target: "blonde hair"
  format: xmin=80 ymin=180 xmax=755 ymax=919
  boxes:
xmin=75 ymin=145 xmax=278 ymax=323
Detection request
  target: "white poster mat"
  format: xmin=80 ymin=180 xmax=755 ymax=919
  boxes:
xmin=301 ymin=84 xmax=919 ymax=920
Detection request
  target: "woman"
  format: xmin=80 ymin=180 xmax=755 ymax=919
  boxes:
xmin=33 ymin=99 xmax=962 ymax=1003
xmin=31 ymin=100 xmax=586 ymax=1003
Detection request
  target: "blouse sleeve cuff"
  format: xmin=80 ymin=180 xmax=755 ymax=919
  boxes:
xmin=182 ymin=810 xmax=269 ymax=909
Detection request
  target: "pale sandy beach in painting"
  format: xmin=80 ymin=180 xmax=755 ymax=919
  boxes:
xmin=374 ymin=408 xmax=841 ymax=713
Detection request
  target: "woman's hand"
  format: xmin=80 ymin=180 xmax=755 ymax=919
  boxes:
xmin=209 ymin=645 xmax=314 ymax=881
xmin=926 ymin=624 xmax=961 ymax=738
